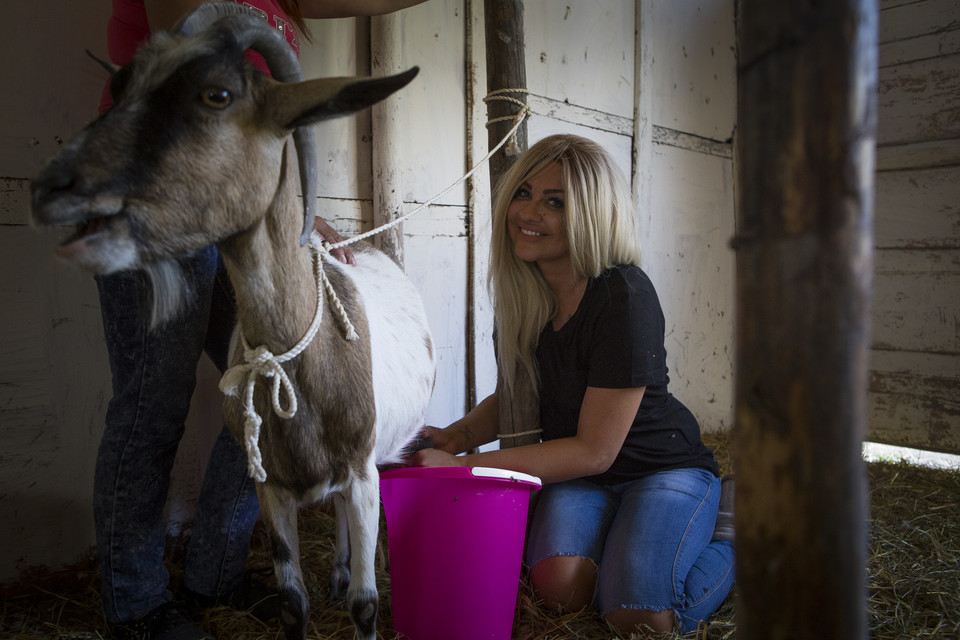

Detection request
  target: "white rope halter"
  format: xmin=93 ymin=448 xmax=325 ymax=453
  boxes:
xmin=219 ymin=240 xmax=356 ymax=482
xmin=220 ymin=91 xmax=532 ymax=482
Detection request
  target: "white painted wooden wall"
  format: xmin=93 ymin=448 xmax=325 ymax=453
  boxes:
xmin=0 ymin=0 xmax=737 ymax=582
xmin=870 ymin=0 xmax=960 ymax=455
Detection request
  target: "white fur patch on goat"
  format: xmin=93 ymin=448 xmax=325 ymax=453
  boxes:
xmin=322 ymin=248 xmax=436 ymax=465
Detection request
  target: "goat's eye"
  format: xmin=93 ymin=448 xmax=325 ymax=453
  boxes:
xmin=201 ymin=88 xmax=232 ymax=109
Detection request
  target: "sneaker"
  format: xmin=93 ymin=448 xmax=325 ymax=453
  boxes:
xmin=713 ymin=474 xmax=735 ymax=542
xmin=114 ymin=602 xmax=214 ymax=640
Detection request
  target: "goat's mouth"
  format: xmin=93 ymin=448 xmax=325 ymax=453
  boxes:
xmin=55 ymin=215 xmax=115 ymax=258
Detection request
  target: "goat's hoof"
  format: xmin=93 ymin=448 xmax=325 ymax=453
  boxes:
xmin=278 ymin=587 xmax=308 ymax=640
xmin=348 ymin=588 xmax=378 ymax=639
xmin=328 ymin=563 xmax=350 ymax=601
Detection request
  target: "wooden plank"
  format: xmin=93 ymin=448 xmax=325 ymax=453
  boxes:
xmin=0 ymin=1 xmax=110 ymax=178
xmin=872 ymin=250 xmax=960 ymax=353
xmin=646 ymin=0 xmax=737 ymax=142
xmin=879 ymin=28 xmax=960 ymax=67
xmin=877 ymin=54 xmax=960 ymax=145
xmin=466 ymin=0 xmax=497 ymax=411
xmin=0 ymin=177 xmax=30 ymax=226
xmin=876 ymin=138 xmax=960 ymax=170
xmin=0 ymin=227 xmax=109 ymax=581
xmin=879 ymin=0 xmax=960 ymax=45
xmin=735 ymin=0 xmax=876 ymax=637
xmin=397 ymin=1 xmax=468 ymax=207
xmin=645 ymin=144 xmax=736 ymax=434
xmin=868 ymin=349 xmax=960 ymax=454
xmin=301 ymin=17 xmax=373 ymax=203
xmin=526 ymin=94 xmax=733 ymax=158
xmin=874 ymin=165 xmax=960 ymax=248
xmin=371 ymin=13 xmax=406 ymax=263
xmin=654 ymin=126 xmax=733 ymax=159
xmin=404 ymin=232 xmax=468 ymax=429
xmin=523 ymin=0 xmax=635 ymax=119
xmin=526 ymin=93 xmax=633 ymax=137
xmin=870 ymin=390 xmax=960 ymax=455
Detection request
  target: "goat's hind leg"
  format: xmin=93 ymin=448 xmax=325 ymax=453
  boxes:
xmin=258 ymin=485 xmax=309 ymax=640
xmin=328 ymin=492 xmax=351 ymax=600
xmin=342 ymin=463 xmax=381 ymax=640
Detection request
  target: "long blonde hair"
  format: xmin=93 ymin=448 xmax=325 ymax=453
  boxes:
xmin=489 ymin=134 xmax=642 ymax=392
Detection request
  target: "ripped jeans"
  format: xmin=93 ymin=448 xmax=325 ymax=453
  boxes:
xmin=93 ymin=247 xmax=259 ymax=624
xmin=525 ymin=467 xmax=735 ymax=633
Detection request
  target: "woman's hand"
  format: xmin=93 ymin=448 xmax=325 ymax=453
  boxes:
xmin=313 ymin=217 xmax=356 ymax=266
xmin=408 ymin=447 xmax=464 ymax=468
xmin=420 ymin=425 xmax=468 ymax=455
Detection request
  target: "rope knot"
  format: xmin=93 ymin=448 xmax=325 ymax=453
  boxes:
xmin=246 ymin=344 xmax=274 ymax=364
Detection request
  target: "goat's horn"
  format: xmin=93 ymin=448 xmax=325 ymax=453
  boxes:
xmin=86 ymin=49 xmax=119 ymax=76
xmin=173 ymin=3 xmax=256 ymax=36
xmin=174 ymin=3 xmax=318 ymax=247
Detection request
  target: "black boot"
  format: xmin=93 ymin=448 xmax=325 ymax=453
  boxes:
xmin=185 ymin=567 xmax=280 ymax=622
xmin=113 ymin=602 xmax=214 ymax=640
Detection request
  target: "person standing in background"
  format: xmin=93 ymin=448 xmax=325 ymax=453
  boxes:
xmin=94 ymin=2 xmax=425 ymax=638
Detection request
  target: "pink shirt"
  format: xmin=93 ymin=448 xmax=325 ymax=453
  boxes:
xmin=99 ymin=0 xmax=300 ymax=113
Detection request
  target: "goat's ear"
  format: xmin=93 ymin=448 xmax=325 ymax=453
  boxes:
xmin=267 ymin=67 xmax=419 ymax=130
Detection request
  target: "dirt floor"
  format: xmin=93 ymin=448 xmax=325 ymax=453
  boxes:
xmin=1 ymin=432 xmax=957 ymax=639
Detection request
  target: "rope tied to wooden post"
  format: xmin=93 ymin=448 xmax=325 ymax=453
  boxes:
xmin=324 ymin=91 xmax=531 ymax=254
xmin=483 ymin=88 xmax=530 ymax=157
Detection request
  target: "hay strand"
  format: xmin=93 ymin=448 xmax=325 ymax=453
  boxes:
xmin=2 ymin=431 xmax=958 ymax=639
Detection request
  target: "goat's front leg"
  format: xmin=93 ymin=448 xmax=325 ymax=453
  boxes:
xmin=258 ymin=485 xmax=309 ymax=640
xmin=342 ymin=460 xmax=381 ymax=640
xmin=328 ymin=492 xmax=351 ymax=599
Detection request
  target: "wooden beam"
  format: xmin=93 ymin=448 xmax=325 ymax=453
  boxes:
xmin=483 ymin=0 xmax=527 ymax=189
xmin=484 ymin=0 xmax=537 ymax=448
xmin=371 ymin=13 xmax=405 ymax=265
xmin=733 ymin=1 xmax=878 ymax=638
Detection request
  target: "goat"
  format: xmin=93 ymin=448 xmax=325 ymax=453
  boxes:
xmin=30 ymin=4 xmax=435 ymax=639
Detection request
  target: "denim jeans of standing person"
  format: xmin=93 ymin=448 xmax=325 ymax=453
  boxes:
xmin=525 ymin=467 xmax=735 ymax=633
xmin=93 ymin=246 xmax=260 ymax=625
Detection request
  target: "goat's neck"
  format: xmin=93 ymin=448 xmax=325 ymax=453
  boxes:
xmin=217 ymin=147 xmax=318 ymax=353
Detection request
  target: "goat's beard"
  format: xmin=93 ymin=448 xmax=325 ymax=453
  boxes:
xmin=143 ymin=259 xmax=192 ymax=329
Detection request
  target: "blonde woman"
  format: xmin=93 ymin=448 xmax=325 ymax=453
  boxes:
xmin=411 ymin=134 xmax=735 ymax=635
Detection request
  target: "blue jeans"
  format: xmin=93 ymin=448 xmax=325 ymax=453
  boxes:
xmin=525 ymin=468 xmax=735 ymax=633
xmin=94 ymin=247 xmax=260 ymax=624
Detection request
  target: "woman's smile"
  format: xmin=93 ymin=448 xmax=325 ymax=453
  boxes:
xmin=508 ymin=162 xmax=569 ymax=266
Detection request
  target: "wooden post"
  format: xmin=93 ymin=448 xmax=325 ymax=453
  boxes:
xmin=483 ymin=0 xmax=527 ymax=189
xmin=733 ymin=1 xmax=878 ymax=638
xmin=484 ymin=0 xmax=536 ymax=448
xmin=371 ymin=13 xmax=404 ymax=265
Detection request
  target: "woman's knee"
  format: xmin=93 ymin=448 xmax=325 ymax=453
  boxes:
xmin=529 ymin=555 xmax=598 ymax=612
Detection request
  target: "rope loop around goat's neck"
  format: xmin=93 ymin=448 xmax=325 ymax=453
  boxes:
xmin=219 ymin=241 xmax=357 ymax=482
xmin=221 ymin=90 xmax=532 ymax=481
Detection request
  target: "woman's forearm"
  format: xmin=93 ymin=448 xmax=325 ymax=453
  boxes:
xmin=445 ymin=392 xmax=500 ymax=453
xmin=298 ymin=0 xmax=427 ymax=19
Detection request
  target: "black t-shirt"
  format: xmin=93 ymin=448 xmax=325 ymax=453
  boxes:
xmin=536 ymin=265 xmax=719 ymax=485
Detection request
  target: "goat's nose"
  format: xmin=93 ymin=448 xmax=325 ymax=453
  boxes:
xmin=31 ymin=165 xmax=77 ymax=209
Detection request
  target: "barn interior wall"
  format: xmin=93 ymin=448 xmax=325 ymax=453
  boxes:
xmin=0 ymin=0 xmax=738 ymax=581
xmin=870 ymin=0 xmax=960 ymax=454
xmin=521 ymin=0 xmax=737 ymax=433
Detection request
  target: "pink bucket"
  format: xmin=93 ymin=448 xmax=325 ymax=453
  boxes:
xmin=380 ymin=466 xmax=542 ymax=640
